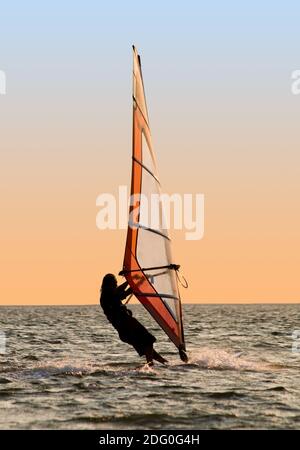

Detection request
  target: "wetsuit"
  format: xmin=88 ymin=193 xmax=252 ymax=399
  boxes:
xmin=100 ymin=281 xmax=156 ymax=356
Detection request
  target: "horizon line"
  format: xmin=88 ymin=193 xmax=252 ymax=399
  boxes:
xmin=0 ymin=302 xmax=299 ymax=307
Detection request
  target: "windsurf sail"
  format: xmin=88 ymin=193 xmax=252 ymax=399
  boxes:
xmin=120 ymin=46 xmax=187 ymax=362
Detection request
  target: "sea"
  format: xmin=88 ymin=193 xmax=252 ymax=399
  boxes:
xmin=0 ymin=304 xmax=299 ymax=430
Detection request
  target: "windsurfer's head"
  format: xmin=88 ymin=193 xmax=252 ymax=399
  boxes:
xmin=101 ymin=273 xmax=117 ymax=292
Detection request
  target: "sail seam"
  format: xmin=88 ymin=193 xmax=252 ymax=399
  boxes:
xmin=133 ymin=94 xmax=149 ymax=126
xmin=132 ymin=156 xmax=160 ymax=184
xmin=129 ymin=222 xmax=170 ymax=240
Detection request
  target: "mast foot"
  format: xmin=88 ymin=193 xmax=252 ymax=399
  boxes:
xmin=179 ymin=348 xmax=188 ymax=363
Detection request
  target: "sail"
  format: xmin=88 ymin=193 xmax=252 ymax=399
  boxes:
xmin=121 ymin=46 xmax=187 ymax=358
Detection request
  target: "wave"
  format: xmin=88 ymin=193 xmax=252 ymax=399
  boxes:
xmin=1 ymin=346 xmax=280 ymax=384
xmin=205 ymin=390 xmax=246 ymax=399
xmin=177 ymin=348 xmax=276 ymax=372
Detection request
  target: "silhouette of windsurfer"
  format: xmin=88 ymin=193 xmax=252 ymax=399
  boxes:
xmin=100 ymin=273 xmax=168 ymax=366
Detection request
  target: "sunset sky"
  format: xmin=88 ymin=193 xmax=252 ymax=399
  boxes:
xmin=1 ymin=1 xmax=299 ymax=304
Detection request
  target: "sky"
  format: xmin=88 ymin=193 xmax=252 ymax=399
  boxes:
xmin=0 ymin=1 xmax=299 ymax=304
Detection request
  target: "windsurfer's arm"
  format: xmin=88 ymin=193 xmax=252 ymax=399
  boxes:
xmin=116 ymin=281 xmax=132 ymax=300
xmin=120 ymin=287 xmax=132 ymax=301
xmin=117 ymin=280 xmax=129 ymax=291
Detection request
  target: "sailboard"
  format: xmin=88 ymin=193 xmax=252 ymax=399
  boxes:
xmin=120 ymin=46 xmax=188 ymax=362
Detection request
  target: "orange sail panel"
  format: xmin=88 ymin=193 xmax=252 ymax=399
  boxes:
xmin=121 ymin=46 xmax=186 ymax=353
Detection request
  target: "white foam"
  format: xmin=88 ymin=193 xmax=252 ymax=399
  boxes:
xmin=173 ymin=347 xmax=274 ymax=372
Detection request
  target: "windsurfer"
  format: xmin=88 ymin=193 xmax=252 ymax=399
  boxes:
xmin=100 ymin=273 xmax=168 ymax=365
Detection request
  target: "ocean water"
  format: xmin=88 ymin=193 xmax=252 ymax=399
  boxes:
xmin=0 ymin=304 xmax=299 ymax=430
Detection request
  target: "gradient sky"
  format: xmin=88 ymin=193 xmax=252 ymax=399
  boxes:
xmin=1 ymin=1 xmax=299 ymax=304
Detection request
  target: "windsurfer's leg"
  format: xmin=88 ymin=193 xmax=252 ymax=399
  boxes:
xmin=153 ymin=349 xmax=168 ymax=365
xmin=145 ymin=346 xmax=154 ymax=366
